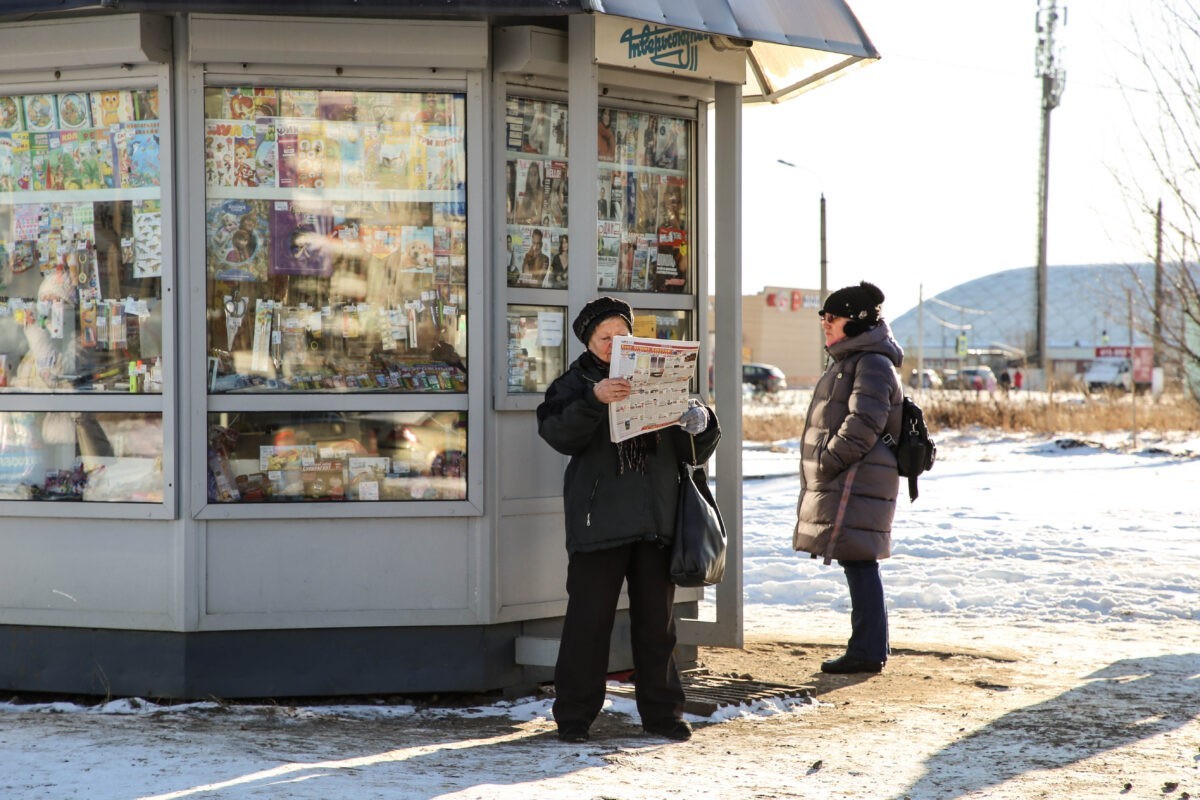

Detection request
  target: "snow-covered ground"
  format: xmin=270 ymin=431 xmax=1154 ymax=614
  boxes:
xmin=3 ymin=428 xmax=1199 ymax=799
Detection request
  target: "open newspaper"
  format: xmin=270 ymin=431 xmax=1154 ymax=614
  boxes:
xmin=607 ymin=335 xmax=699 ymax=443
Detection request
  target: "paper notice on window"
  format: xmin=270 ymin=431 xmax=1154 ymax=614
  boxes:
xmin=607 ymin=335 xmax=699 ymax=443
xmin=537 ymin=311 xmax=563 ymax=347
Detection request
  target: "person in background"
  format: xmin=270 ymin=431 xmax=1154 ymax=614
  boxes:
xmin=537 ymin=296 xmax=720 ymax=744
xmin=794 ymin=281 xmax=903 ymax=675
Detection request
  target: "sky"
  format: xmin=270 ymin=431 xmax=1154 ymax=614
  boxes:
xmin=740 ymin=0 xmax=1171 ymax=318
xmin=3 ymin=421 xmax=1200 ymax=798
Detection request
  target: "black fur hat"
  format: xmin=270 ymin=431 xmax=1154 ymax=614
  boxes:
xmin=572 ymin=296 xmax=633 ymax=344
xmin=820 ymin=281 xmax=885 ymax=337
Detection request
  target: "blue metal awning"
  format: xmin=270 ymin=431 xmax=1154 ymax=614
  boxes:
xmin=0 ymin=0 xmax=877 ymax=102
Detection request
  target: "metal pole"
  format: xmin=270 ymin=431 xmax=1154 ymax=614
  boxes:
xmin=917 ymin=284 xmax=925 ymax=392
xmin=1153 ymin=198 xmax=1163 ymax=369
xmin=819 ymin=193 xmax=828 ymax=304
xmin=1129 ymin=289 xmax=1137 ymax=448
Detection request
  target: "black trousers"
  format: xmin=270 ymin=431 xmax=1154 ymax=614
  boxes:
xmin=553 ymin=540 xmax=684 ymax=729
xmin=839 ymin=558 xmax=890 ymax=662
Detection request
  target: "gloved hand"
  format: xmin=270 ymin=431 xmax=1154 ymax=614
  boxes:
xmin=678 ymin=398 xmax=709 ymax=435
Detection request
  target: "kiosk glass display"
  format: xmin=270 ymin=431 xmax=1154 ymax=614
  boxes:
xmin=207 ymin=409 xmax=467 ymax=503
xmin=0 ymin=88 xmax=164 ymax=393
xmin=505 ymin=304 xmax=566 ymax=393
xmin=203 ymin=87 xmax=468 ymax=394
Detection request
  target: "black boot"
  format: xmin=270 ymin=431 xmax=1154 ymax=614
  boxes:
xmin=821 ymin=654 xmax=884 ymax=674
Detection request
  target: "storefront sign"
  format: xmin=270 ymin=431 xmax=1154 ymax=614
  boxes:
xmin=596 ymin=16 xmax=745 ymax=83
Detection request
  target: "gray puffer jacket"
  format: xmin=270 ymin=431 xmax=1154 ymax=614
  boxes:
xmin=793 ymin=322 xmax=904 ymax=563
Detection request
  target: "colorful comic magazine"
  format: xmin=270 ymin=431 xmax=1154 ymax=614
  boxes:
xmin=206 ymin=198 xmax=270 ymax=282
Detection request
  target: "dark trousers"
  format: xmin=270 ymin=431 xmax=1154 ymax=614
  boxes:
xmin=839 ymin=559 xmax=889 ymax=662
xmin=553 ymin=541 xmax=684 ymax=729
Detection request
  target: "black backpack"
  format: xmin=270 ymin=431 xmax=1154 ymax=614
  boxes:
xmin=885 ymin=396 xmax=936 ymax=502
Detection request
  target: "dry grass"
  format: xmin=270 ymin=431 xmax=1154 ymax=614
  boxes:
xmin=741 ymin=390 xmax=1200 ymax=442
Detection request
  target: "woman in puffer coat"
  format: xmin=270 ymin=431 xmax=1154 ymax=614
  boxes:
xmin=794 ymin=281 xmax=903 ymax=675
xmin=537 ymin=296 xmax=721 ymax=744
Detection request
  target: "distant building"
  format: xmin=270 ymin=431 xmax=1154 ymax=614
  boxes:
xmin=889 ymin=264 xmax=1162 ymax=386
xmin=709 ymin=286 xmax=826 ymax=387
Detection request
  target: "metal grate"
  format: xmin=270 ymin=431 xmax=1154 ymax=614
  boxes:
xmin=607 ymin=670 xmax=813 ymax=717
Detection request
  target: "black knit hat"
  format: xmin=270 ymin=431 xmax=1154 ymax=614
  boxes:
xmin=573 ymin=296 xmax=633 ymax=344
xmin=820 ymin=281 xmax=885 ymax=337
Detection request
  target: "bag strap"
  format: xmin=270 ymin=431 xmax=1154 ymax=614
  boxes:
xmin=824 ymin=462 xmax=860 ymax=565
xmin=689 ymin=432 xmax=697 ymax=466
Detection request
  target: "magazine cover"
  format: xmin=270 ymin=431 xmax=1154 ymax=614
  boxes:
xmin=132 ymin=199 xmax=163 ymax=279
xmin=206 ymin=198 xmax=270 ymax=282
xmin=55 ymin=130 xmax=83 ymax=190
xmin=655 ymin=116 xmax=688 ymax=171
xmin=121 ymin=120 xmax=161 ymax=189
xmin=251 ymin=88 xmax=278 ymax=119
xmin=0 ymin=96 xmax=22 ymax=132
xmin=225 ymin=88 xmax=257 ymax=121
xmin=596 ymin=221 xmax=622 ymax=290
xmin=270 ymin=200 xmax=334 ymax=277
xmin=318 ymin=90 xmax=355 ymax=122
xmin=632 ymin=171 xmax=660 ymax=233
xmin=514 ymin=158 xmax=544 ymax=226
xmin=90 ymin=90 xmax=133 ymax=127
xmin=57 ymin=92 xmax=91 ymax=129
xmin=542 ymin=160 xmax=567 ymax=228
xmin=204 ymin=121 xmax=236 ymax=186
xmin=504 ymin=97 xmax=523 ymax=152
xmin=520 ymin=98 xmax=550 ymax=155
xmin=22 ymin=94 xmax=57 ymax=133
xmin=548 ymin=102 xmax=568 ymax=159
xmin=374 ymin=126 xmax=412 ymax=190
xmin=615 ymin=110 xmax=639 ymax=166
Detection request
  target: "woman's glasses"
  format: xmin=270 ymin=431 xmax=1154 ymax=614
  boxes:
xmin=817 ymin=312 xmax=843 ymax=322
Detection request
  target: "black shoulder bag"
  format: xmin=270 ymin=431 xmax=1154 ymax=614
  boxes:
xmin=669 ymin=435 xmax=727 ymax=587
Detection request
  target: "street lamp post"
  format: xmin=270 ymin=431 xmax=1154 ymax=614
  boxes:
xmin=777 ymin=159 xmax=827 ymax=304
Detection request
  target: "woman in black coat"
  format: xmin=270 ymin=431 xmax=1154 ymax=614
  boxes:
xmin=537 ymin=296 xmax=720 ymax=743
xmin=795 ymin=281 xmax=903 ymax=675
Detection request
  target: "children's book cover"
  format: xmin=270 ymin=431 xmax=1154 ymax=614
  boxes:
xmin=254 ymin=119 xmax=278 ymax=187
xmin=421 ymin=126 xmax=462 ymax=191
xmin=0 ymin=134 xmax=12 ymax=192
xmin=280 ymin=89 xmax=319 ymax=119
xmin=251 ymin=88 xmax=278 ymax=119
xmin=22 ymin=95 xmax=57 ymax=133
xmin=232 ymin=121 xmax=258 ymax=187
xmin=292 ymin=120 xmax=326 ymax=189
xmin=133 ymin=198 xmax=163 ymax=279
xmin=55 ymin=130 xmax=84 ymax=190
xmin=122 ymin=120 xmax=161 ymax=189
xmin=206 ymin=198 xmax=270 ymax=282
xmin=131 ymin=88 xmax=159 ymax=121
xmin=57 ymin=92 xmax=92 ymax=129
xmin=204 ymin=121 xmax=236 ymax=187
xmin=10 ymin=132 xmax=30 ymax=191
xmin=90 ymin=90 xmax=133 ymax=127
xmin=399 ymin=226 xmax=435 ymax=270
xmin=0 ymin=96 xmax=22 ymax=133
xmin=270 ymin=200 xmax=334 ymax=277
xmin=275 ymin=120 xmax=299 ymax=188
xmin=78 ymin=128 xmax=114 ymax=189
xmin=225 ymin=88 xmax=257 ymax=121
xmin=373 ymin=127 xmax=411 ymax=190
xmin=318 ymin=90 xmax=355 ymax=122
xmin=29 ymin=132 xmax=56 ymax=191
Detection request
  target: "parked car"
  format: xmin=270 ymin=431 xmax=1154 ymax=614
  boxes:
xmin=957 ymin=366 xmax=997 ymax=391
xmin=908 ymin=368 xmax=943 ymax=390
xmin=742 ymin=362 xmax=787 ymax=394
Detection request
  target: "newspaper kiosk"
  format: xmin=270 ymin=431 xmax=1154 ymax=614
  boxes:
xmin=0 ymin=2 xmax=876 ymax=697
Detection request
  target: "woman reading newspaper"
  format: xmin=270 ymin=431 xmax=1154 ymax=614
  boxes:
xmin=536 ymin=296 xmax=720 ymax=744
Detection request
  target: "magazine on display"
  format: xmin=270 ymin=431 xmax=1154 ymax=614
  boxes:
xmin=607 ymin=335 xmax=698 ymax=444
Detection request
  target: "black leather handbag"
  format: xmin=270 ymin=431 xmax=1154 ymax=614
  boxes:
xmin=669 ymin=436 xmax=727 ymax=587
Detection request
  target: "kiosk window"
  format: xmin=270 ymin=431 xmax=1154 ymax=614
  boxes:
xmin=0 ymin=88 xmax=164 ymax=393
xmin=203 ymin=88 xmax=468 ymax=394
xmin=207 ymin=410 xmax=466 ymax=503
xmin=503 ymin=97 xmax=568 ymax=289
xmin=505 ymin=304 xmax=565 ymax=394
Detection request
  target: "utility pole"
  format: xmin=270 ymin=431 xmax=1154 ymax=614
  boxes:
xmin=819 ymin=193 xmax=828 ymax=305
xmin=1153 ymin=198 xmax=1163 ymax=369
xmin=1034 ymin=0 xmax=1066 ymax=376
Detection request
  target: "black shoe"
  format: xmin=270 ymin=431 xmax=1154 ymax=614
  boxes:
xmin=821 ymin=654 xmax=884 ymax=674
xmin=643 ymin=719 xmax=692 ymax=741
xmin=556 ymin=724 xmax=590 ymax=743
